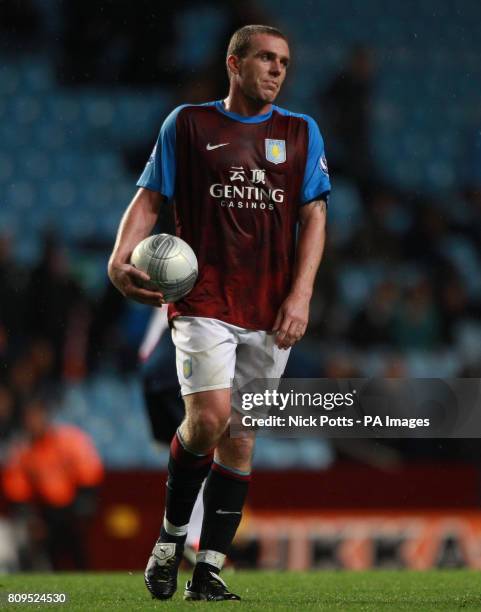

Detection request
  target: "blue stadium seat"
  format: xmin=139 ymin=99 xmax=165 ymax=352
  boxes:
xmin=338 ymin=263 xmax=385 ymax=312
xmin=455 ymin=321 xmax=481 ymax=365
xmin=327 ymin=179 xmax=363 ymax=246
xmin=175 ymin=6 xmax=227 ymax=69
xmin=0 ymin=153 xmax=14 ymax=184
xmin=405 ymin=352 xmax=461 ymax=378
xmin=296 ymin=440 xmax=334 ymax=469
xmin=0 ymin=64 xmax=20 ymax=96
xmin=18 ymin=59 xmax=53 ymax=93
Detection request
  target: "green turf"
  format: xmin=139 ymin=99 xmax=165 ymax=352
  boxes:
xmin=1 ymin=570 xmax=481 ymax=611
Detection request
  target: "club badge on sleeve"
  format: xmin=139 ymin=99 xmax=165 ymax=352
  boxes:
xmin=319 ymin=154 xmax=329 ymax=175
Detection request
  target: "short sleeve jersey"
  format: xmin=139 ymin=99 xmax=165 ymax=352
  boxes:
xmin=137 ymin=100 xmax=330 ymax=331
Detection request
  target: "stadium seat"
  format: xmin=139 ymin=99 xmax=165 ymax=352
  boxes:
xmin=327 ymin=179 xmax=363 ymax=246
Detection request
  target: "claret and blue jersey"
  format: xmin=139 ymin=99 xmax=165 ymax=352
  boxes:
xmin=137 ymin=100 xmax=331 ymax=331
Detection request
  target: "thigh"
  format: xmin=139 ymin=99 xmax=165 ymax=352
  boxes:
xmin=172 ymin=317 xmax=237 ymax=396
xmin=233 ymin=332 xmax=291 ymax=411
xmin=235 ymin=331 xmax=290 ymax=383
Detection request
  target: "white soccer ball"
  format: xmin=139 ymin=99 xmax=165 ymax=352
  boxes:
xmin=130 ymin=234 xmax=198 ymax=302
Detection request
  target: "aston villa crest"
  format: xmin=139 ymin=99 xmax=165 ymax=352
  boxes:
xmin=265 ymin=139 xmax=286 ymax=164
xmin=183 ymin=358 xmax=192 ymax=379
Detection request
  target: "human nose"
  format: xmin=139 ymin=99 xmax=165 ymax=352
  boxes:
xmin=269 ymin=59 xmax=281 ymax=75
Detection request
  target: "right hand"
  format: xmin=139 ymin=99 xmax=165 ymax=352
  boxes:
xmin=108 ymin=262 xmax=164 ymax=306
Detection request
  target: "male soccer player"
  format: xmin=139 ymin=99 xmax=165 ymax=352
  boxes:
xmin=108 ymin=24 xmax=330 ymax=601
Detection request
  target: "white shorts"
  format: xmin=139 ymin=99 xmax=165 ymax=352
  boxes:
xmin=171 ymin=316 xmax=290 ymax=399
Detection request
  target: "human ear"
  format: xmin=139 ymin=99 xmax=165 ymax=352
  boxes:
xmin=227 ymin=54 xmax=241 ymax=76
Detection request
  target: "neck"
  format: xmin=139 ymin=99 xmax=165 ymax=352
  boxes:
xmin=223 ymin=90 xmax=272 ymax=117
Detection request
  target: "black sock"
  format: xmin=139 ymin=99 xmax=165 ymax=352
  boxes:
xmin=196 ymin=461 xmax=250 ymax=571
xmin=160 ymin=430 xmax=213 ymax=545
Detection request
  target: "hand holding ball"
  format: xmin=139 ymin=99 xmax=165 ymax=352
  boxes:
xmin=130 ymin=234 xmax=198 ymax=303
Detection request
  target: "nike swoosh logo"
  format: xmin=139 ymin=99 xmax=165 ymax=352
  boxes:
xmin=206 ymin=143 xmax=229 ymax=150
xmin=216 ymin=509 xmax=241 ymax=515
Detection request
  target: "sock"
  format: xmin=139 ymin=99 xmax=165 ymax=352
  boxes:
xmin=195 ymin=461 xmax=250 ymax=572
xmin=160 ymin=429 xmax=213 ymax=545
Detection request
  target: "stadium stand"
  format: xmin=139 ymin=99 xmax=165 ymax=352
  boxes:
xmin=1 ymin=0 xmax=481 ymax=471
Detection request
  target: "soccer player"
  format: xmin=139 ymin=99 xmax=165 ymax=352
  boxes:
xmin=108 ymin=24 xmax=330 ymax=601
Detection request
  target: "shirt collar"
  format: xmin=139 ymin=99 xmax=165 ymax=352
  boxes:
xmin=214 ymin=100 xmax=274 ymax=123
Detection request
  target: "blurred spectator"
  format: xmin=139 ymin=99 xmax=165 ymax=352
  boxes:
xmin=58 ymin=1 xmax=178 ymax=86
xmin=87 ymin=281 xmax=150 ymax=374
xmin=0 ymin=385 xmax=17 ymax=458
xmin=24 ymin=234 xmax=87 ymax=380
xmin=349 ymin=281 xmax=399 ymax=348
xmin=2 ymin=396 xmax=104 ymax=570
xmin=390 ymin=279 xmax=443 ymax=351
xmin=0 ymin=233 xmax=28 ymax=362
xmin=407 ymin=200 xmax=450 ymax=266
xmin=87 ymin=282 xmax=126 ymax=373
xmin=439 ymin=271 xmax=473 ymax=344
xmin=0 ymin=0 xmax=41 ymax=52
xmin=7 ymin=340 xmax=57 ymax=407
xmin=382 ymin=356 xmax=408 ymax=377
xmin=350 ymin=188 xmax=405 ymax=260
xmin=175 ymin=0 xmax=272 ymax=103
xmin=323 ymin=354 xmax=361 ymax=378
xmin=320 ymin=45 xmax=377 ymax=193
xmin=8 ymin=354 xmax=39 ymax=404
xmin=139 ymin=307 xmax=183 ymax=445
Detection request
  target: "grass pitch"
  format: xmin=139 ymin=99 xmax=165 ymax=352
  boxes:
xmin=1 ymin=570 xmax=481 ymax=611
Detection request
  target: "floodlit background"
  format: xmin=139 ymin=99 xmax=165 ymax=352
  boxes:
xmin=1 ymin=0 xmax=481 ymax=571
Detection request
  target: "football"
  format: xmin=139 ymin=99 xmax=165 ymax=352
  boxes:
xmin=130 ymin=234 xmax=198 ymax=302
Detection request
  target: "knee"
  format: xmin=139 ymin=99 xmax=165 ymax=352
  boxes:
xmin=182 ymin=406 xmax=228 ymax=451
xmin=193 ymin=409 xmax=227 ymax=440
xmin=217 ymin=435 xmax=255 ymax=467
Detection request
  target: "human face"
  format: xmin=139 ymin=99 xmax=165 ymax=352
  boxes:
xmin=23 ymin=401 xmax=49 ymax=439
xmin=232 ymin=34 xmax=290 ymax=104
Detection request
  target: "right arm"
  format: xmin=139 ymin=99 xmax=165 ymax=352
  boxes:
xmin=108 ymin=187 xmax=165 ymax=306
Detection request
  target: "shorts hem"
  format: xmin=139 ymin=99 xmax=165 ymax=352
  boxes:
xmin=181 ymin=382 xmax=231 ymax=396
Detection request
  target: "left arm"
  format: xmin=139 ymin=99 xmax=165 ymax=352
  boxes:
xmin=273 ymin=199 xmax=327 ymax=349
